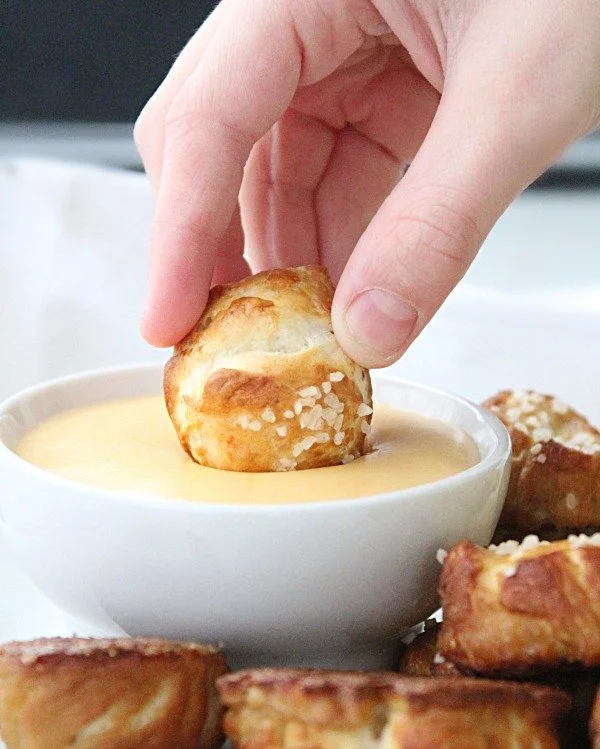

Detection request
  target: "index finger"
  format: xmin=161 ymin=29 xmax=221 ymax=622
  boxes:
xmin=141 ymin=0 xmax=305 ymax=347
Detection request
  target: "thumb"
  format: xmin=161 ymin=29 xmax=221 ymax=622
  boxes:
xmin=332 ymin=45 xmax=589 ymax=368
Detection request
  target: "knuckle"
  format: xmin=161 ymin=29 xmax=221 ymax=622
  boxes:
xmin=388 ymin=188 xmax=482 ymax=275
xmin=163 ymin=88 xmax=200 ymax=142
xmin=164 ymin=85 xmax=257 ymax=157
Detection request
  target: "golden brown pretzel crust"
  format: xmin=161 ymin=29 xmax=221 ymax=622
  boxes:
xmin=0 ymin=637 xmax=228 ymax=749
xmin=438 ymin=537 xmax=600 ymax=674
xmin=590 ymin=686 xmax=600 ymax=748
xmin=165 ymin=266 xmax=372 ymax=472
xmin=217 ymin=668 xmax=569 ymax=748
xmin=483 ymin=389 xmax=600 ymax=537
xmin=398 ymin=622 xmax=462 ymax=678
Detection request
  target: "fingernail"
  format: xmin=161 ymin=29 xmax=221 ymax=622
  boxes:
xmin=344 ymin=288 xmax=418 ymax=358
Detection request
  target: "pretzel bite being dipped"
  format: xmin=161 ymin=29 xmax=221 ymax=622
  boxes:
xmin=0 ymin=637 xmax=228 ymax=749
xmin=483 ymin=389 xmax=600 ymax=540
xmin=217 ymin=668 xmax=570 ymax=748
xmin=438 ymin=535 xmax=600 ymax=675
xmin=165 ymin=266 xmax=372 ymax=472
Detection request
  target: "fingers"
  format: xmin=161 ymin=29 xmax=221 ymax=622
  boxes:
xmin=315 ymin=55 xmax=439 ymax=282
xmin=210 ymin=205 xmax=250 ymax=287
xmin=241 ymin=111 xmax=336 ymax=272
xmin=242 ymin=47 xmax=439 ymax=280
xmin=332 ymin=0 xmax=600 ymax=368
xmin=134 ymin=1 xmax=229 ymax=193
xmin=332 ymin=60 xmax=586 ymax=368
xmin=138 ymin=0 xmax=373 ymax=347
xmin=139 ymin=0 xmax=307 ymax=346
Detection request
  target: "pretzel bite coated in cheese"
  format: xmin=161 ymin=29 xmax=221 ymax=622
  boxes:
xmin=217 ymin=668 xmax=570 ymax=748
xmin=483 ymin=389 xmax=600 ymax=538
xmin=0 ymin=637 xmax=228 ymax=749
xmin=165 ymin=266 xmax=372 ymax=472
xmin=438 ymin=535 xmax=600 ymax=674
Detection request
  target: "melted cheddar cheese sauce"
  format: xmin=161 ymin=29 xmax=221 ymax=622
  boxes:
xmin=17 ymin=396 xmax=479 ymax=504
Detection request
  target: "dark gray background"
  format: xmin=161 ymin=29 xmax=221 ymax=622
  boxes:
xmin=1 ymin=1 xmax=214 ymax=121
xmin=2 ymin=1 xmax=598 ymax=184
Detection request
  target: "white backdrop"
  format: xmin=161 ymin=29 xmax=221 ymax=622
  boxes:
xmin=0 ymin=157 xmax=599 ymax=642
xmin=1 ymin=157 xmax=599 ymax=414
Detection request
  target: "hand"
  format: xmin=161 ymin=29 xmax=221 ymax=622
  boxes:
xmin=135 ymin=0 xmax=600 ymax=367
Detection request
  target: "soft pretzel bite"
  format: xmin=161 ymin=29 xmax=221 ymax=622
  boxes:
xmin=0 ymin=637 xmax=228 ymax=749
xmin=590 ymin=684 xmax=600 ymax=748
xmin=439 ymin=535 xmax=600 ymax=674
xmin=165 ymin=266 xmax=372 ymax=472
xmin=483 ymin=389 xmax=600 ymax=539
xmin=399 ymin=621 xmax=462 ymax=678
xmin=218 ymin=668 xmax=569 ymax=748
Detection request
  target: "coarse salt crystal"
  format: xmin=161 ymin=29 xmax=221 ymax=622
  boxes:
xmin=361 ymin=420 xmax=371 ymax=435
xmin=279 ymin=458 xmax=296 ymax=471
xmin=284 ymin=410 xmax=294 ymax=419
xmin=532 ymin=428 xmax=552 ymax=443
xmin=568 ymin=534 xmax=590 ymax=548
xmin=357 ymin=403 xmax=373 ymax=417
xmin=299 ymin=386 xmax=320 ymax=399
xmin=520 ymin=535 xmax=543 ymax=553
xmin=504 ymin=565 xmax=517 ymax=577
xmin=302 ymin=436 xmax=317 ymax=451
xmin=552 ymin=399 xmax=569 ymax=414
xmin=334 ymin=431 xmax=345 ymax=446
xmin=324 ymin=393 xmax=342 ymax=410
xmin=567 ymin=532 xmax=600 ymax=548
xmin=333 ymin=414 xmax=344 ymax=432
xmin=329 ymin=371 xmax=344 ymax=382
xmin=249 ymin=420 xmax=262 ymax=432
xmin=342 ymin=454 xmax=355 ymax=464
xmin=536 ymin=454 xmax=547 ymax=464
xmin=582 ymin=444 xmax=600 ymax=455
xmin=436 ymin=548 xmax=447 ymax=565
xmin=322 ymin=408 xmax=337 ymax=426
xmin=276 ymin=425 xmax=288 ymax=438
xmin=565 ymin=493 xmax=578 ymax=510
xmin=321 ymin=381 xmax=332 ymax=394
xmin=315 ymin=432 xmax=329 ymax=444
xmin=261 ymin=408 xmax=276 ymax=423
xmin=530 ymin=443 xmax=543 ymax=455
xmin=306 ymin=405 xmax=324 ymax=431
xmin=489 ymin=540 xmax=520 ymax=555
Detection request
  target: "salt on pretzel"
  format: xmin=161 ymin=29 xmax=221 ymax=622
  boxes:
xmin=483 ymin=389 xmax=600 ymax=538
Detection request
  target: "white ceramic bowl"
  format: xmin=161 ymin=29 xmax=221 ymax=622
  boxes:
xmin=0 ymin=364 xmax=510 ymax=670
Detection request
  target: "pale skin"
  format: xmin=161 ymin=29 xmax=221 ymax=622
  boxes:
xmin=135 ymin=0 xmax=600 ymax=368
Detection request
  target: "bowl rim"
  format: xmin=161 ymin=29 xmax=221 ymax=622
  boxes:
xmin=0 ymin=363 xmax=511 ymax=515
